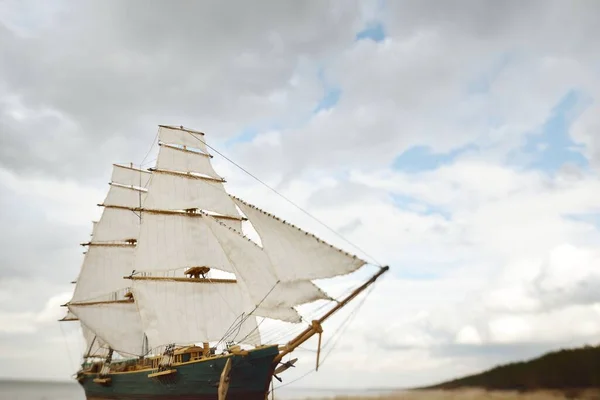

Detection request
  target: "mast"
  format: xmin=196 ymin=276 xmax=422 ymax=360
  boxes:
xmin=62 ymin=124 xmax=386 ymax=376
xmin=65 ymin=164 xmax=150 ymax=358
xmin=129 ymin=125 xmax=380 ymax=356
xmin=128 ymin=125 xmax=263 ymax=348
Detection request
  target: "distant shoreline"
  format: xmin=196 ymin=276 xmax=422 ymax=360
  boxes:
xmin=0 ymin=378 xmax=76 ymax=385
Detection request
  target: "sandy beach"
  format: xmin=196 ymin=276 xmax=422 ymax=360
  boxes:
xmin=297 ymin=389 xmax=600 ymax=400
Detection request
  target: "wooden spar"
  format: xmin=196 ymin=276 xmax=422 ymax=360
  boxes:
xmin=159 ymin=142 xmax=213 ymax=158
xmin=112 ymin=163 xmax=151 ymax=175
xmin=158 ymin=124 xmax=205 ymax=136
xmin=67 ymin=299 xmax=134 ymax=307
xmin=273 ymin=265 xmax=389 ymax=363
xmin=150 ymin=167 xmax=225 ymax=184
xmin=99 ymin=204 xmax=246 ymax=222
xmin=125 ymin=276 xmax=237 ymax=284
xmin=81 ymin=242 xmax=136 ymax=247
xmin=108 ymin=182 xmax=147 ymax=192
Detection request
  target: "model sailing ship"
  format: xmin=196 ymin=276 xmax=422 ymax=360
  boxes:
xmin=59 ymin=125 xmax=388 ymax=400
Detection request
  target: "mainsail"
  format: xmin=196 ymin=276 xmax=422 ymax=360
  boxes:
xmin=63 ymin=125 xmax=375 ymax=365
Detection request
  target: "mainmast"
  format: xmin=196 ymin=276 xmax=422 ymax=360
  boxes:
xmin=127 ymin=125 xmax=378 ymax=357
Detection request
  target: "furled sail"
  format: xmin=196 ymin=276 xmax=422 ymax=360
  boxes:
xmin=69 ymin=302 xmax=146 ymax=357
xmin=232 ymin=197 xmax=366 ymax=282
xmin=132 ymin=279 xmax=261 ymax=347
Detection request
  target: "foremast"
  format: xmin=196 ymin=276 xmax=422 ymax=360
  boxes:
xmin=62 ymin=163 xmax=151 ymax=360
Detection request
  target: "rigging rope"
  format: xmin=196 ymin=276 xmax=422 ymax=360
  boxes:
xmin=140 ymin=129 xmax=159 ymax=167
xmin=272 ymin=283 xmax=377 ymax=391
xmin=185 ymin=131 xmax=383 ymax=266
xmin=217 ymin=280 xmax=280 ymax=346
xmin=59 ymin=322 xmax=77 ymax=372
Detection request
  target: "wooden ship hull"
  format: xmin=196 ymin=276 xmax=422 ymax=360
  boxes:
xmin=79 ymin=345 xmax=279 ymax=400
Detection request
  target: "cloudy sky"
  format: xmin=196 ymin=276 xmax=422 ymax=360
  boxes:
xmin=1 ymin=0 xmax=600 ymax=391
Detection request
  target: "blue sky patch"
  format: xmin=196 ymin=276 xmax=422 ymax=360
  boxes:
xmin=223 ymin=127 xmax=262 ymax=147
xmin=314 ymin=66 xmax=342 ymax=112
xmin=395 ymin=268 xmax=439 ymax=280
xmin=356 ymin=22 xmax=386 ymax=42
xmin=393 ymin=144 xmax=475 ymax=173
xmin=516 ymin=89 xmax=591 ymax=173
xmin=391 ymin=194 xmax=451 ymax=220
xmin=564 ymin=212 xmax=600 ymax=229
xmin=314 ymin=87 xmax=341 ymax=112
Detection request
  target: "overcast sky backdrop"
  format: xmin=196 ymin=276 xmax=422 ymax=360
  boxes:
xmin=1 ymin=0 xmax=600 ymax=390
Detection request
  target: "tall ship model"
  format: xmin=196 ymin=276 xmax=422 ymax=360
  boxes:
xmin=59 ymin=125 xmax=388 ymax=399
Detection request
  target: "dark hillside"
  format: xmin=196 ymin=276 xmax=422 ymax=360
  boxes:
xmin=423 ymin=345 xmax=600 ymax=391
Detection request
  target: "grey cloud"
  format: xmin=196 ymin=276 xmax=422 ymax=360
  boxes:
xmin=0 ymin=191 xmax=84 ymax=283
xmin=306 ymin=181 xmax=387 ymax=208
xmin=232 ymin=0 xmax=600 ymax=180
xmin=385 ymin=0 xmax=600 ymax=56
xmin=0 ymin=0 xmax=364 ymax=180
xmin=532 ymin=270 xmax=600 ymax=311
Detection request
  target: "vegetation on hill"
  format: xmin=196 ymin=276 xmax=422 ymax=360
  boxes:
xmin=422 ymin=345 xmax=600 ymax=392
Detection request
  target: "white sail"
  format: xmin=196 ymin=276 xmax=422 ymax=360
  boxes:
xmin=69 ymin=302 xmax=146 ymax=357
xmin=203 ymin=216 xmax=329 ymax=309
xmin=61 ymin=310 xmax=78 ymax=320
xmin=103 ymin=184 xmax=147 ymax=209
xmin=92 ymin=207 xmax=141 ymax=242
xmin=134 ymin=212 xmax=318 ymax=322
xmin=132 ymin=280 xmax=261 ymax=347
xmin=143 ymin=172 xmax=237 ymax=217
xmin=91 ymin=221 xmax=98 ymax=238
xmin=135 ymin=212 xmax=235 ymax=273
xmin=157 ymin=144 xmax=220 ymax=180
xmin=71 ymin=246 xmax=136 ymax=303
xmin=112 ymin=164 xmax=151 ymax=188
xmin=253 ymin=305 xmax=301 ymax=323
xmin=217 ymin=217 xmax=242 ymax=232
xmin=158 ymin=125 xmax=208 ymax=153
xmin=82 ymin=323 xmax=109 ymax=358
xmin=233 ymin=198 xmax=366 ymax=281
